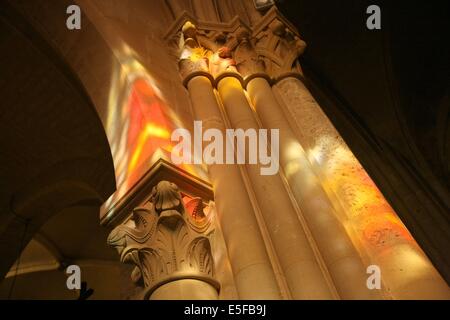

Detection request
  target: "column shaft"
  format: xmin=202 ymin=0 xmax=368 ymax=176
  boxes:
xmin=247 ymin=76 xmax=379 ymax=299
xmin=217 ymin=75 xmax=336 ymax=299
xmin=187 ymin=75 xmax=282 ymax=299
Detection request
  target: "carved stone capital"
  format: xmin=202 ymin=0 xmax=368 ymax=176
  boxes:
xmin=234 ymin=29 xmax=266 ymax=78
xmin=252 ymin=7 xmax=307 ymax=78
xmin=168 ymin=7 xmax=306 ymax=82
xmin=107 ymin=180 xmax=218 ymax=299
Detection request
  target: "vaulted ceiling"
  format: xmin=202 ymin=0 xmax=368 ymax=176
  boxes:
xmin=0 ymin=0 xmax=117 ymax=293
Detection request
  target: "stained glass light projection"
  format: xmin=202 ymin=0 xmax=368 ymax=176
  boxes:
xmin=273 ymin=78 xmax=446 ymax=297
xmin=102 ymin=49 xmax=208 ymax=219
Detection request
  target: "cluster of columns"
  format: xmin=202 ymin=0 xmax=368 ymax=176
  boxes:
xmin=177 ymin=20 xmax=380 ymax=299
xmin=173 ymin=13 xmax=450 ymax=299
xmin=187 ymin=73 xmax=282 ymax=299
xmin=107 ymin=8 xmax=450 ymax=299
xmin=246 ymin=75 xmax=378 ymax=299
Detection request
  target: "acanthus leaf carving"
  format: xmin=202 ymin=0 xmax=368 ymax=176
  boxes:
xmin=107 ymin=180 xmax=218 ymax=299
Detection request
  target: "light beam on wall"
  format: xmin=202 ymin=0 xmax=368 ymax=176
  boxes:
xmin=102 ymin=45 xmax=208 ymax=217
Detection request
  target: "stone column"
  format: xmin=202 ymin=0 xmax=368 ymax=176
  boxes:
xmin=185 ymin=75 xmax=282 ymax=299
xmin=176 ymin=23 xmax=282 ymax=299
xmin=246 ymin=75 xmax=379 ymax=299
xmin=215 ymin=69 xmax=336 ymax=299
xmin=163 ymin=6 xmax=450 ymax=300
xmin=176 ymin=19 xmax=336 ymax=299
xmin=273 ymin=75 xmax=450 ymax=299
xmin=108 ymin=181 xmax=220 ymax=300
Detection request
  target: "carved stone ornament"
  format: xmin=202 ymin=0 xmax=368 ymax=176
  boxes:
xmin=168 ymin=7 xmax=307 ymax=82
xmin=107 ymin=181 xmax=219 ymax=299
